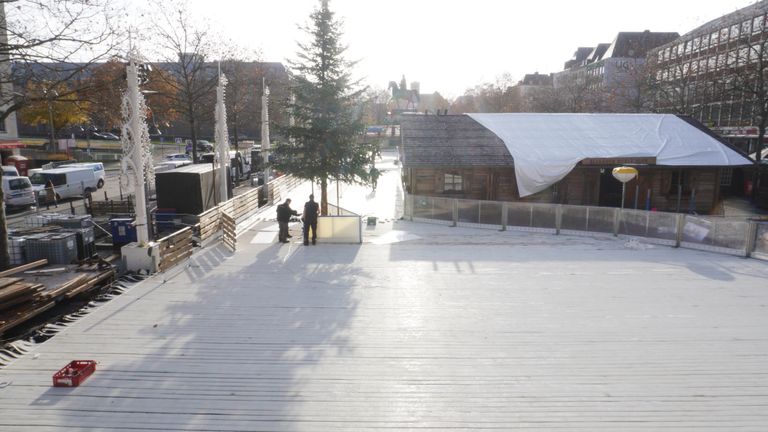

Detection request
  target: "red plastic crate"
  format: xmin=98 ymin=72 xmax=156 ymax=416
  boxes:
xmin=52 ymin=360 xmax=96 ymax=387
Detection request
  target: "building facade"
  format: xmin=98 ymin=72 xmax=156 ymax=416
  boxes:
xmin=646 ymin=1 xmax=768 ymax=156
xmin=554 ymin=32 xmax=679 ymax=112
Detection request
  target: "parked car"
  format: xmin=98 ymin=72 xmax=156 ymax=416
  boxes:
xmin=165 ymin=153 xmax=192 ymax=162
xmin=2 ymin=176 xmax=36 ymax=208
xmin=30 ymin=167 xmax=99 ymax=201
xmin=154 ymin=160 xmax=191 ymax=173
xmin=100 ymin=132 xmax=120 ymax=141
xmin=197 ymin=152 xmax=216 ymax=164
xmin=185 ymin=139 xmax=213 ymax=153
xmin=58 ymin=162 xmax=106 ymax=188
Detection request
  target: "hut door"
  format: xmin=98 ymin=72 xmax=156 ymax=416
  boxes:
xmin=472 ymin=174 xmax=489 ymax=200
xmin=598 ymin=170 xmax=622 ymax=207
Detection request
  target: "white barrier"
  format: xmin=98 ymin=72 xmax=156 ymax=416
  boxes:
xmin=317 ymin=215 xmax=362 ymax=244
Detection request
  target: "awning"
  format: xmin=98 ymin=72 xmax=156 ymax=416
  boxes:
xmin=468 ymin=113 xmax=753 ymax=197
xmin=0 ymin=140 xmax=25 ymax=149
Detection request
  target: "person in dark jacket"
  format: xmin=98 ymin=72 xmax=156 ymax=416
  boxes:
xmin=44 ymin=179 xmax=58 ymax=209
xmin=276 ymin=198 xmax=298 ymax=243
xmin=303 ymin=194 xmax=320 ymax=245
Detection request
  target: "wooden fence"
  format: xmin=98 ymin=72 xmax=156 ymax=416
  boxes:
xmin=153 ymin=174 xmax=302 ymax=273
xmin=221 ymin=212 xmax=236 ymax=252
xmin=268 ymin=175 xmax=304 ymax=205
xmin=157 ymin=227 xmax=194 ymax=272
xmin=90 ymin=198 xmax=134 ymax=216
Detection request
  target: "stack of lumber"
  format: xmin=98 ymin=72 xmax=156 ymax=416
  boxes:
xmin=0 ymin=277 xmax=45 ymax=313
xmin=0 ymin=275 xmax=50 ymax=336
xmin=0 ymin=258 xmax=116 ymax=337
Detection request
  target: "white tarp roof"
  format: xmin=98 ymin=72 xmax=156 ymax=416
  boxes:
xmin=468 ymin=113 xmax=753 ymax=197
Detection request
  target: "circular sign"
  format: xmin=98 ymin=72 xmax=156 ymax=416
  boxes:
xmin=612 ymin=166 xmax=638 ymax=183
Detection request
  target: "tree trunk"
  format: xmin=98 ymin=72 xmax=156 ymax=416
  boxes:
xmin=320 ymin=176 xmax=328 ymax=216
xmin=232 ymin=113 xmax=239 ymax=153
xmin=189 ymin=116 xmax=198 ymax=163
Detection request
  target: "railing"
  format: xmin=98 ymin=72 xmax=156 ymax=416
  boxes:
xmin=267 ymin=175 xmax=304 ymax=205
xmin=191 ymin=174 xmax=302 ymax=249
xmin=405 ymin=194 xmax=768 ymax=260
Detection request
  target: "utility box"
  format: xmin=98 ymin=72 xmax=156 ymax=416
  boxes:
xmin=110 ymin=218 xmax=137 ymax=246
xmin=121 ymin=242 xmax=159 ymax=273
xmin=155 ymin=164 xmax=231 ymax=215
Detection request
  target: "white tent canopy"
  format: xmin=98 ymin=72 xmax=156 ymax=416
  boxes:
xmin=468 ymin=113 xmax=753 ymax=197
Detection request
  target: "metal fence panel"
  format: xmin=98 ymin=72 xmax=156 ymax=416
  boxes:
xmin=755 ymin=222 xmax=768 ymax=257
xmin=507 ymin=202 xmax=533 ymax=228
xmin=617 ymin=209 xmax=677 ymax=243
xmin=561 ymin=205 xmax=589 ymax=232
xmin=682 ymin=215 xmax=748 ymax=253
xmin=412 ymin=196 xmax=434 ymax=219
xmin=433 ymin=197 xmax=453 ymax=222
xmin=479 ymin=201 xmax=503 ymax=226
xmin=531 ymin=204 xmax=557 ymax=229
xmin=647 ymin=211 xmax=678 ymax=242
xmin=457 ymin=199 xmax=480 ymax=224
xmin=586 ymin=206 xmax=615 ymax=234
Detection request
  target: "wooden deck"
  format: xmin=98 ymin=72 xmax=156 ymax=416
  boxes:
xmin=1 ymin=161 xmax=767 ymax=430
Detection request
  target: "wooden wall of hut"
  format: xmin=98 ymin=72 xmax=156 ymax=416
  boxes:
xmin=405 ymin=166 xmax=723 ymax=214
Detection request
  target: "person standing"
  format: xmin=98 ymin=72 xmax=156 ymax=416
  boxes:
xmin=276 ymin=198 xmax=298 ymax=243
xmin=44 ymin=179 xmax=58 ymax=209
xmin=303 ymin=194 xmax=320 ymax=245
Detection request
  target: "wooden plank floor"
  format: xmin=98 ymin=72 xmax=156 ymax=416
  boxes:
xmin=1 ymin=158 xmax=768 ymax=431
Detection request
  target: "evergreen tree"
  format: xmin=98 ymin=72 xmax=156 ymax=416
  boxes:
xmin=276 ymin=0 xmax=375 ymax=215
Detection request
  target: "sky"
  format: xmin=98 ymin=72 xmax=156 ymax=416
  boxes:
xmin=185 ymin=0 xmax=756 ymax=99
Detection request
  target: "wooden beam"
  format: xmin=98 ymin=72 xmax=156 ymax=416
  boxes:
xmin=0 ymin=260 xmax=48 ymax=278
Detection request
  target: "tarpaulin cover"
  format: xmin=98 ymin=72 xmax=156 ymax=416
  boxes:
xmin=468 ymin=113 xmax=753 ymax=197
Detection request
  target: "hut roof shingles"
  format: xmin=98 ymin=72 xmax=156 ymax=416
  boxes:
xmin=400 ymin=115 xmax=514 ymax=168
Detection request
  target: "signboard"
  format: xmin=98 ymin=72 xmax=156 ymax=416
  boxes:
xmin=716 ymin=126 xmax=758 ymax=137
xmin=581 ymin=157 xmax=656 ymax=166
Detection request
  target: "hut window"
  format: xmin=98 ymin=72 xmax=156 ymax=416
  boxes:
xmin=720 ymin=168 xmax=733 ymax=186
xmin=444 ymin=173 xmax=463 ymax=193
xmin=669 ymin=170 xmax=692 ymax=194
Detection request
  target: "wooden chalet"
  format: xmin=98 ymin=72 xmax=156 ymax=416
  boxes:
xmin=400 ymin=114 xmax=753 ymax=214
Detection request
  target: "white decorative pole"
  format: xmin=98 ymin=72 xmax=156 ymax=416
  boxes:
xmin=120 ymin=51 xmax=153 ymax=244
xmin=215 ymin=68 xmax=229 ymax=202
xmin=261 ymin=78 xmax=271 ymax=204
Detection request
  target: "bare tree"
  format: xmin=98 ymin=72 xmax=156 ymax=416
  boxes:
xmin=643 ymin=56 xmax=700 ymax=115
xmin=221 ymin=47 xmax=262 ymax=151
xmin=0 ymin=1 xmax=121 ymax=124
xmin=149 ymin=3 xmax=223 ymax=163
xmin=0 ymin=0 xmax=122 ymax=270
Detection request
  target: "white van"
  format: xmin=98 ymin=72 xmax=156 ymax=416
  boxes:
xmin=29 ymin=167 xmax=99 ymax=201
xmin=57 ymin=162 xmax=106 ymax=188
xmin=2 ymin=165 xmax=20 ymax=177
xmin=2 ymin=176 xmax=36 ymax=208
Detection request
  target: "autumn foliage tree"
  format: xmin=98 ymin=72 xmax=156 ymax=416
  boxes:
xmin=19 ymin=81 xmax=90 ymax=137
